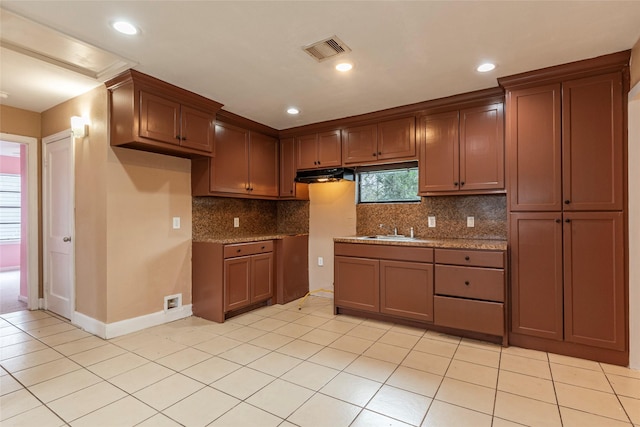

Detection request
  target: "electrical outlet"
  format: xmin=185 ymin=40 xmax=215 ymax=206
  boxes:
xmin=172 ymin=217 xmax=180 ymax=229
xmin=467 ymin=216 xmax=475 ymax=227
xmin=318 ymin=257 xmax=324 ymax=267
xmin=233 ymin=217 xmax=239 ymax=228
xmin=428 ymin=216 xmax=436 ymax=228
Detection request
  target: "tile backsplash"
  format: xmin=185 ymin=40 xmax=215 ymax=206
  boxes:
xmin=356 ymin=194 xmax=507 ymax=240
xmin=192 ymin=197 xmax=309 ymax=241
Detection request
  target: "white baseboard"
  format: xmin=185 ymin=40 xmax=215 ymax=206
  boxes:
xmin=73 ymin=304 xmax=193 ymax=340
xmin=38 ymin=298 xmax=44 ymax=309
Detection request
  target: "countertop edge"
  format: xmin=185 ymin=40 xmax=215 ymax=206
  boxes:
xmin=333 ymin=236 xmax=508 ymax=251
xmin=193 ymin=234 xmax=308 ymax=244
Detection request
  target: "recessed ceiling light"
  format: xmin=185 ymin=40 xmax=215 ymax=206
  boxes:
xmin=477 ymin=63 xmax=496 ymax=72
xmin=287 ymin=107 xmax=300 ymax=115
xmin=335 ymin=63 xmax=353 ymax=72
xmin=112 ymin=21 xmax=138 ymax=35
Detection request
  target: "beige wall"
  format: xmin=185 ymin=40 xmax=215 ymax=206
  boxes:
xmin=631 ymin=37 xmax=640 ymax=88
xmin=308 ymin=181 xmax=356 ymax=293
xmin=41 ymin=86 xmax=192 ymax=324
xmin=0 ymin=105 xmax=41 ymax=138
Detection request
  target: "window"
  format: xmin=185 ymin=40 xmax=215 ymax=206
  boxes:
xmin=358 ymin=165 xmax=419 ymax=203
xmin=0 ymin=174 xmax=21 ymax=241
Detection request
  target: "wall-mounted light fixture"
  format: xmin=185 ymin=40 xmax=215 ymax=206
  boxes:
xmin=71 ymin=116 xmax=88 ymax=138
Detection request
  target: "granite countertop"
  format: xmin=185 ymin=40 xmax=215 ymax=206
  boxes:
xmin=194 ymin=233 xmax=308 ymax=244
xmin=334 ymin=236 xmax=507 ymax=251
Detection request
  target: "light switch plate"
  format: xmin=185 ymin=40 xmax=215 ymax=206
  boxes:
xmin=467 ymin=216 xmax=475 ymax=227
xmin=172 ymin=217 xmax=180 ymax=229
xmin=234 ymin=218 xmax=239 ymax=228
xmin=318 ymin=257 xmax=324 ymax=267
xmin=428 ymin=216 xmax=436 ymax=228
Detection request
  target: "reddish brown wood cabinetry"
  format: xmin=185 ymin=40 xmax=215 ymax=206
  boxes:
xmin=433 ymin=248 xmax=507 ymax=343
xmin=342 ymin=117 xmax=416 ymax=165
xmin=279 ymin=138 xmax=309 ymax=200
xmin=419 ymin=103 xmax=504 ymax=195
xmin=193 ymin=240 xmax=274 ymax=323
xmin=106 ymin=70 xmax=222 ymax=158
xmin=334 ymin=243 xmax=434 ymax=322
xmin=192 ymin=123 xmax=279 ymax=198
xmin=500 ymin=51 xmax=629 ymax=365
xmin=296 ymin=130 xmax=342 ymax=170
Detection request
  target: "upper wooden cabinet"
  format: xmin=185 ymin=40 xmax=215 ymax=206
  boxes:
xmin=504 ymin=68 xmax=624 ymax=212
xmin=296 ymin=130 xmax=341 ymax=170
xmin=106 ymin=69 xmax=222 ymax=158
xmin=279 ymin=138 xmax=309 ymax=200
xmin=419 ymin=103 xmax=504 ymax=195
xmin=342 ymin=117 xmax=416 ymax=165
xmin=192 ymin=123 xmax=279 ymax=199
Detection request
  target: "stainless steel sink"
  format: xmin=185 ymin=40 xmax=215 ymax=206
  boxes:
xmin=361 ymin=235 xmax=416 ymax=241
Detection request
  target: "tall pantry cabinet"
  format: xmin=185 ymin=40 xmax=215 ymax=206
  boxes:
xmin=499 ymin=51 xmax=630 ymax=365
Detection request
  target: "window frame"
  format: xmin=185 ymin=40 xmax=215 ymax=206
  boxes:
xmin=356 ymin=162 xmax=420 ymax=204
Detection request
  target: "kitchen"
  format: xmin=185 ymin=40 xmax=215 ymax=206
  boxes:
xmin=1 ymin=2 xmax=640 ymax=426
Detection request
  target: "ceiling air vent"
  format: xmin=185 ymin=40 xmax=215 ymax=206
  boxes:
xmin=303 ymin=36 xmax=351 ymax=62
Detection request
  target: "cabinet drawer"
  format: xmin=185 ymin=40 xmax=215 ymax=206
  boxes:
xmin=435 ymin=265 xmax=504 ymax=302
xmin=224 ymin=241 xmax=273 ymax=258
xmin=434 ymin=296 xmax=504 ymax=336
xmin=335 ymin=243 xmax=433 ymax=263
xmin=434 ymin=248 xmax=504 ymax=268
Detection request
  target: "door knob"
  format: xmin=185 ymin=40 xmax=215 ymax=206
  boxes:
xmin=63 ymin=236 xmax=72 ymax=242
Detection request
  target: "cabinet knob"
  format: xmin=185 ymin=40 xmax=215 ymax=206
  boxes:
xmin=237 ymin=249 xmax=241 ymax=253
xmin=464 ymin=281 xmax=470 ymax=286
xmin=460 ymin=181 xmax=465 ymax=186
xmin=565 ymin=219 xmax=571 ymax=223
xmin=555 ymin=219 xmax=562 ymax=223
xmin=181 ymin=136 xmax=187 ymax=141
xmin=290 ymin=190 xmax=293 ymax=194
xmin=261 ymin=246 xmax=265 ymax=250
xmin=377 ymin=151 xmax=382 ymax=155
xmin=314 ymin=161 xmax=318 ymax=165
xmin=317 ymin=161 xmax=321 ymax=165
xmin=372 ymin=153 xmax=377 ymax=157
xmin=454 ymin=182 xmax=459 ymax=186
xmin=564 ymin=200 xmax=571 ymax=204
xmin=464 ymin=256 xmax=470 ymax=261
xmin=175 ymin=135 xmax=181 ymax=140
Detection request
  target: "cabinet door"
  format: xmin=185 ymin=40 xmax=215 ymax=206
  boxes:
xmin=342 ymin=124 xmax=378 ymax=165
xmin=378 ymin=117 xmax=416 ymax=161
xmin=507 ymin=85 xmax=562 ymax=211
xmin=419 ymin=111 xmax=459 ymax=193
xmin=296 ymin=134 xmax=318 ymax=170
xmin=562 ymin=73 xmax=623 ymax=211
xmin=139 ymin=91 xmax=180 ymax=145
xmin=249 ymin=133 xmax=279 ymax=197
xmin=380 ymin=260 xmax=433 ymax=322
xmin=180 ymin=106 xmax=214 ymax=153
xmin=224 ymin=256 xmax=251 ymax=312
xmin=251 ymin=252 xmax=274 ymax=303
xmin=334 ymin=256 xmax=379 ymax=313
xmin=317 ymin=130 xmax=342 ymax=167
xmin=510 ymin=212 xmax=563 ymax=340
xmin=460 ymin=103 xmax=504 ymax=191
xmin=280 ymin=138 xmax=296 ymax=197
xmin=211 ymin=123 xmax=249 ymax=194
xmin=563 ymin=212 xmax=625 ymax=350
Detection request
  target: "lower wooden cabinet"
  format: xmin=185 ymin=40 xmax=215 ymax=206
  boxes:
xmin=334 ymin=243 xmax=434 ymax=322
xmin=193 ymin=240 xmax=274 ymax=322
xmin=510 ymin=211 xmax=626 ymax=353
xmin=433 ymin=248 xmax=507 ymax=343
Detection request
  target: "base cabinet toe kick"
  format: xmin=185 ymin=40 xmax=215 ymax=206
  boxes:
xmin=334 ymin=242 xmax=508 ymax=346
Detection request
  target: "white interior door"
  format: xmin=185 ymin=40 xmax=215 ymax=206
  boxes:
xmin=43 ymin=131 xmax=74 ymax=319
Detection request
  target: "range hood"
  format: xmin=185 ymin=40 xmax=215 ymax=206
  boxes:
xmin=295 ymin=167 xmax=355 ymax=183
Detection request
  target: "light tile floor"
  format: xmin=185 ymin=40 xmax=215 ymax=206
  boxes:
xmin=1 ymin=297 xmax=639 ymax=426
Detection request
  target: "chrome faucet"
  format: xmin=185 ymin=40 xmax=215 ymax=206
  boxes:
xmin=379 ymin=224 xmax=398 ymax=236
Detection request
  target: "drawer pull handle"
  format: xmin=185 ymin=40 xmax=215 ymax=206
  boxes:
xmin=261 ymin=246 xmax=265 ymax=250
xmin=237 ymin=249 xmax=241 ymax=253
xmin=464 ymin=256 xmax=470 ymax=261
xmin=465 ymin=281 xmax=470 ymax=286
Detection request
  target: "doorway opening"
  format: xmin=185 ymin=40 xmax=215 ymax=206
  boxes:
xmin=0 ymin=135 xmax=38 ymax=314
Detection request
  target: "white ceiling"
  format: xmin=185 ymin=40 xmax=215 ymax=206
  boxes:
xmin=1 ymin=1 xmax=640 ymax=130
